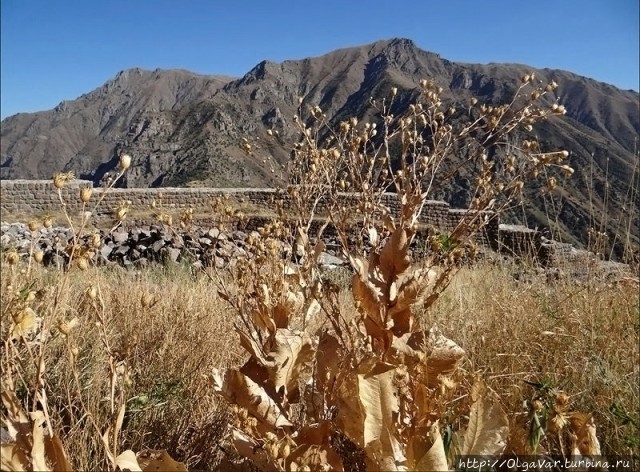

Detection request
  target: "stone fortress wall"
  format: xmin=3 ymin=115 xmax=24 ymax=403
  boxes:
xmin=0 ymin=179 xmax=571 ymax=265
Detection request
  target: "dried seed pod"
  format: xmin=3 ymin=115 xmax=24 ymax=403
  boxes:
xmin=80 ymin=186 xmax=93 ymax=203
xmin=141 ymin=293 xmax=154 ymax=308
xmin=6 ymin=251 xmax=19 ymax=265
xmin=53 ymin=171 xmax=75 ymax=189
xmin=77 ymin=257 xmax=89 ymax=271
xmin=119 ymin=153 xmax=132 ymax=170
xmin=33 ymin=251 xmax=44 ymax=264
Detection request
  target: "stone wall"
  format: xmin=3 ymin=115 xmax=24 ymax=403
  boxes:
xmin=0 ymin=179 xmax=556 ymax=262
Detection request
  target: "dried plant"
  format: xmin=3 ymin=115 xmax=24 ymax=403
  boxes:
xmin=1 ymin=154 xmax=186 ymax=471
xmin=211 ymin=77 xmax=601 ymax=470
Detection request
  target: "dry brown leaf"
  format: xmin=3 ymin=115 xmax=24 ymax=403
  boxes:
xmin=388 ymin=307 xmax=413 ymax=336
xmin=336 ymin=371 xmax=366 ymax=447
xmin=357 ymin=359 xmax=406 ymax=470
xmin=1 ymin=443 xmax=29 ymax=471
xmin=114 ymin=449 xmax=142 ymax=471
xmin=352 ymin=272 xmax=384 ymax=324
xmin=264 ymin=329 xmax=314 ymax=400
xmin=414 ymin=421 xmax=449 ymax=471
xmin=424 ymin=326 xmax=465 ymax=386
xmin=211 ymin=368 xmax=293 ymax=429
xmin=136 ymin=449 xmax=187 ymax=471
xmin=409 ymin=422 xmax=450 ymax=472
xmin=251 ymin=306 xmax=277 ymax=334
xmin=457 ymin=379 xmax=509 ymax=456
xmin=29 ymin=411 xmax=50 ymax=472
xmin=388 ymin=268 xmax=437 ymax=320
xmin=237 ymin=328 xmax=268 ymax=364
xmin=401 ymin=191 xmax=423 ymax=225
xmin=389 ymin=333 xmax=425 ymax=366
xmin=362 ymin=317 xmax=394 ymax=353
xmin=43 ymin=435 xmax=73 ymax=472
xmin=379 ymin=228 xmax=411 ymax=284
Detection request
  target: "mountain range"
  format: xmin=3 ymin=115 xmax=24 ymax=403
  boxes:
xmin=1 ymin=38 xmax=638 ymax=253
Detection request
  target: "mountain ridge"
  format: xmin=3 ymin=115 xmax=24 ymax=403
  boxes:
xmin=1 ymin=38 xmax=638 ymax=253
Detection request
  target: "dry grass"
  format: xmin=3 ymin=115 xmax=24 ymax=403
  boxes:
xmin=2 ymin=259 xmax=637 ymax=469
xmin=1 ymin=262 xmax=242 ymax=470
xmin=423 ymin=264 xmax=639 ymax=456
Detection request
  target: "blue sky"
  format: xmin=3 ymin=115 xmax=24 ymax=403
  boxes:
xmin=1 ymin=0 xmax=638 ymax=119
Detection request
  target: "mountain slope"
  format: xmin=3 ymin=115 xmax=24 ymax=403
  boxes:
xmin=1 ymin=38 xmax=638 ymax=252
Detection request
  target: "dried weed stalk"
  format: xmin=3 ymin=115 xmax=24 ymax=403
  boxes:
xmin=212 ymin=77 xmax=600 ymax=470
xmin=1 ymin=154 xmax=186 ymax=471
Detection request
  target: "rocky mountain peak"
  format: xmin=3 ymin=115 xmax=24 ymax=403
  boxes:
xmin=1 ymin=40 xmax=638 ymax=254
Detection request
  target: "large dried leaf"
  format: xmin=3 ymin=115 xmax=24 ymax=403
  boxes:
xmin=362 ymin=317 xmax=394 ymax=353
xmin=357 ymin=359 xmax=406 ymax=470
xmin=389 ymin=332 xmax=425 ymax=366
xmin=264 ymin=329 xmax=314 ymax=400
xmin=352 ymin=272 xmax=384 ymax=324
xmin=409 ymin=422 xmax=449 ymax=472
xmin=211 ymin=368 xmax=293 ymax=430
xmin=237 ymin=328 xmax=268 ymax=364
xmin=29 ymin=411 xmax=49 ymax=472
xmin=387 ymin=307 xmax=413 ymax=336
xmin=114 ymin=450 xmax=142 ymax=471
xmin=388 ymin=268 xmax=437 ymax=320
xmin=336 ymin=372 xmax=366 ymax=447
xmin=401 ymin=191 xmax=424 ymax=225
xmin=43 ymin=435 xmax=73 ymax=471
xmin=252 ymin=306 xmax=277 ymax=335
xmin=1 ymin=443 xmax=29 ymax=471
xmin=379 ymin=228 xmax=412 ymax=284
xmin=136 ymin=449 xmax=187 ymax=471
xmin=424 ymin=326 xmax=465 ymax=386
xmin=458 ymin=380 xmax=509 ymax=456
